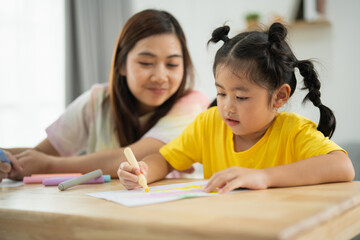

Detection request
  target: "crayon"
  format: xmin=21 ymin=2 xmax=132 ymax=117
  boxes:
xmin=58 ymin=169 xmax=103 ymax=191
xmin=43 ymin=175 xmax=111 ymax=186
xmin=0 ymin=149 xmax=12 ymax=167
xmin=123 ymin=147 xmax=149 ymax=192
xmin=23 ymin=173 xmax=82 ymax=184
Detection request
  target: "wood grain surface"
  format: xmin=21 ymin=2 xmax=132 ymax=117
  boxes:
xmin=1 ymin=179 xmax=360 ymax=240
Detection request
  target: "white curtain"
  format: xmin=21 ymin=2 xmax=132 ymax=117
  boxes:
xmin=65 ymin=0 xmax=131 ymax=105
xmin=0 ymin=0 xmax=65 ymax=147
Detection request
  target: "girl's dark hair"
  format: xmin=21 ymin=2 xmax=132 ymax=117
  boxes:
xmin=208 ymin=22 xmax=336 ymax=138
xmin=109 ymin=9 xmax=194 ymax=146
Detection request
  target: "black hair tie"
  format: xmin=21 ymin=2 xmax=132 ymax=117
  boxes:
xmin=221 ymin=35 xmax=230 ymax=43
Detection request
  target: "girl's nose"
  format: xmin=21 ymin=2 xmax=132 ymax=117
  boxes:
xmin=223 ymin=98 xmax=236 ymax=114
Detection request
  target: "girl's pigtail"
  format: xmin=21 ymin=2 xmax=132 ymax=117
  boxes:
xmin=268 ymin=22 xmax=287 ymax=43
xmin=208 ymin=25 xmax=230 ymax=44
xmin=267 ymin=22 xmax=298 ymax=96
xmin=297 ymin=60 xmax=336 ymax=138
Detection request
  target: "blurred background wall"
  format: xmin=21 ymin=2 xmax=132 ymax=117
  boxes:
xmin=0 ymin=0 xmax=359 ymax=180
xmin=131 ymin=0 xmax=360 ymax=147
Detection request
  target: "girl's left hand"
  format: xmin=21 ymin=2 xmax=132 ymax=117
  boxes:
xmin=203 ymin=166 xmax=270 ymax=194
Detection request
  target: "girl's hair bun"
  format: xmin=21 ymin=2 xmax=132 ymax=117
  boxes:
xmin=209 ymin=25 xmax=230 ymax=43
xmin=268 ymin=22 xmax=287 ymax=43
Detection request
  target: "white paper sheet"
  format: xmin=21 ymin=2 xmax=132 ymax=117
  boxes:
xmin=0 ymin=179 xmax=24 ymax=187
xmin=88 ymin=180 xmax=246 ymax=207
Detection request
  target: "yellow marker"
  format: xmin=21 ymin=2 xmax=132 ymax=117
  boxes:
xmin=124 ymin=147 xmax=149 ymax=192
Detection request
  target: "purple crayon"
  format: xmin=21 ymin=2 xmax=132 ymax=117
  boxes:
xmin=43 ymin=175 xmax=111 ymax=186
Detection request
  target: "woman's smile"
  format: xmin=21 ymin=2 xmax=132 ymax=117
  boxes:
xmin=147 ymin=87 xmax=168 ymax=95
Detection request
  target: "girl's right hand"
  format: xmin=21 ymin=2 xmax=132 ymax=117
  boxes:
xmin=118 ymin=161 xmax=148 ymax=190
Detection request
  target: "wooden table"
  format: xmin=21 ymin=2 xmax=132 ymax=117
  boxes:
xmin=1 ymin=179 xmax=360 ymax=240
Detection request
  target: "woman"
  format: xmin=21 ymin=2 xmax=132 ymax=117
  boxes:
xmin=0 ymin=9 xmax=209 ymax=181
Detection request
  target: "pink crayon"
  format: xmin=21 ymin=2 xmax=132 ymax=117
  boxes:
xmin=23 ymin=173 xmax=82 ymax=184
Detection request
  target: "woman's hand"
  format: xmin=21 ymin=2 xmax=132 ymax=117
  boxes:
xmin=204 ymin=166 xmax=270 ymax=194
xmin=118 ymin=161 xmax=149 ymax=190
xmin=8 ymin=149 xmax=54 ymax=180
xmin=0 ymin=150 xmax=23 ymax=182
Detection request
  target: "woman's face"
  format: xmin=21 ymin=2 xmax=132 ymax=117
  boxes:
xmin=122 ymin=33 xmax=184 ymax=115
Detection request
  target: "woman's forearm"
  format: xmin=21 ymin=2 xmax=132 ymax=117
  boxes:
xmin=47 ymin=137 xmax=166 ymax=178
xmin=265 ymin=150 xmax=355 ymax=188
xmin=47 ymin=149 xmax=125 ymax=177
xmin=2 ymin=148 xmax=31 ymax=155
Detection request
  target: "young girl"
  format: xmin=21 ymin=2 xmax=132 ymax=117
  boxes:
xmin=118 ymin=22 xmax=355 ymax=193
xmin=0 ymin=9 xmax=209 ymax=181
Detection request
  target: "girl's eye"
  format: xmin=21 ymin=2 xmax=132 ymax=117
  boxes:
xmin=139 ymin=62 xmax=152 ymax=66
xmin=236 ymin=96 xmax=248 ymax=100
xmin=217 ymin=93 xmax=225 ymax=97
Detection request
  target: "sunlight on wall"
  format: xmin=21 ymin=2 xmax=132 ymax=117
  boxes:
xmin=0 ymin=0 xmax=65 ymax=147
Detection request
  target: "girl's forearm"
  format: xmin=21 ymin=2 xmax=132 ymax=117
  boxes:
xmin=143 ymin=153 xmax=173 ymax=184
xmin=265 ymin=150 xmax=355 ymax=188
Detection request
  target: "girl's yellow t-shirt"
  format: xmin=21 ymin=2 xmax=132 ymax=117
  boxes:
xmin=160 ymin=107 xmax=346 ymax=179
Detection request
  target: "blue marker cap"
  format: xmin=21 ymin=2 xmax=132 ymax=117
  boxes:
xmin=103 ymin=175 xmax=111 ymax=182
xmin=0 ymin=149 xmax=12 ymax=166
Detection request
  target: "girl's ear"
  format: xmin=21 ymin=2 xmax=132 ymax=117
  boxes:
xmin=273 ymin=84 xmax=290 ymax=109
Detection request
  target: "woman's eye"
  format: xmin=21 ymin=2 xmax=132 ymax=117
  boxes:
xmin=139 ymin=62 xmax=152 ymax=66
xmin=167 ymin=63 xmax=179 ymax=68
xmin=217 ymin=93 xmax=225 ymax=97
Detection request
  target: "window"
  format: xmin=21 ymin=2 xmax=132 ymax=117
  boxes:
xmin=0 ymin=0 xmax=65 ymax=147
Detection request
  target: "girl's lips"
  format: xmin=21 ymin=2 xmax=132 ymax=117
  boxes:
xmin=225 ymin=118 xmax=239 ymax=126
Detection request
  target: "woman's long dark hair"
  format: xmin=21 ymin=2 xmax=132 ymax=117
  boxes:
xmin=109 ymin=9 xmax=194 ymax=146
xmin=208 ymin=22 xmax=336 ymax=138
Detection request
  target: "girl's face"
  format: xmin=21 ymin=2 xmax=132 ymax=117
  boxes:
xmin=215 ymin=65 xmax=278 ymax=143
xmin=122 ymin=33 xmax=184 ymax=115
